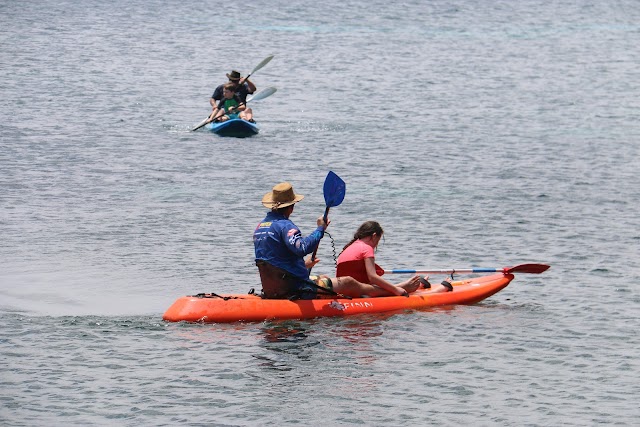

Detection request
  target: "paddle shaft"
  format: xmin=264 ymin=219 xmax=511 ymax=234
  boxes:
xmin=384 ymin=264 xmax=550 ymax=275
xmin=386 ymin=268 xmax=508 ymax=274
xmin=208 ymin=99 xmax=249 ymax=123
xmin=310 ymin=207 xmax=330 ymax=264
xmin=191 ymin=103 xmax=247 ymax=131
xmin=192 ymin=99 xmax=249 ymax=132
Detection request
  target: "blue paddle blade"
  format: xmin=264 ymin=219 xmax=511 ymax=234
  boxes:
xmin=323 ymin=171 xmax=346 ymax=207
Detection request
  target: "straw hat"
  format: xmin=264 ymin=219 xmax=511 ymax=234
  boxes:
xmin=262 ymin=182 xmax=304 ymax=209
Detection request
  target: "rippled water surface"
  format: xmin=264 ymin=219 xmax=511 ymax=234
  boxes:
xmin=1 ymin=0 xmax=639 ymax=425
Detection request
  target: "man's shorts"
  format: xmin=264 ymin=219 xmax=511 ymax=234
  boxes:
xmin=298 ymin=275 xmax=334 ymax=299
xmin=310 ymin=275 xmax=334 ymax=293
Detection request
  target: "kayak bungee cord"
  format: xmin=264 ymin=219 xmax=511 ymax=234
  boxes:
xmin=192 ymin=292 xmax=241 ymax=300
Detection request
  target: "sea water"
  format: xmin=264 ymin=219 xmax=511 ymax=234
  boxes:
xmin=1 ymin=0 xmax=639 ymax=425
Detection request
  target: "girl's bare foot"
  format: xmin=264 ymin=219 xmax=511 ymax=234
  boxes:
xmin=398 ymin=276 xmax=421 ymax=294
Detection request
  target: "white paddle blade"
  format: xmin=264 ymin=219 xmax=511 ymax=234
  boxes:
xmin=247 ymin=87 xmax=277 ymax=103
xmin=251 ymin=55 xmax=274 ymax=74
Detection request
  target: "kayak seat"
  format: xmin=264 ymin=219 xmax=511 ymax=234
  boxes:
xmin=255 ymin=260 xmax=299 ymax=299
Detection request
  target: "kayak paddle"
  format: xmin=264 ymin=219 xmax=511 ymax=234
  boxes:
xmin=191 ymin=87 xmax=277 ymax=131
xmin=192 ymin=55 xmax=275 ymax=131
xmin=309 ymin=171 xmax=346 ymax=273
xmin=384 ymin=263 xmax=550 ymax=275
xmin=242 ymin=54 xmax=274 ymax=83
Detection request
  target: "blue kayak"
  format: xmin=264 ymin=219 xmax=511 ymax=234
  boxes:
xmin=205 ymin=119 xmax=259 ymax=138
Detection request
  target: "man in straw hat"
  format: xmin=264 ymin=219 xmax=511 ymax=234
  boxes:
xmin=254 ymin=182 xmax=419 ymax=299
xmin=209 ymin=70 xmax=257 ymax=122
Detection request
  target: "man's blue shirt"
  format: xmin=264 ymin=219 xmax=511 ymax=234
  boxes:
xmin=253 ymin=211 xmax=324 ymax=280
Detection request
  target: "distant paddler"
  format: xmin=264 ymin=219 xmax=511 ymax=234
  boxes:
xmin=209 ymin=69 xmax=257 ymax=123
xmin=191 ymin=55 xmax=273 ymax=131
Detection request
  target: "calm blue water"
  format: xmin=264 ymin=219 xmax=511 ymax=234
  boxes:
xmin=1 ymin=0 xmax=639 ymax=425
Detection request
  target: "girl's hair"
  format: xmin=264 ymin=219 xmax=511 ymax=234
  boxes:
xmin=343 ymin=221 xmax=383 ymax=250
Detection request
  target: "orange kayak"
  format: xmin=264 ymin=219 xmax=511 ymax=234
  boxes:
xmin=162 ymin=272 xmax=514 ymax=323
